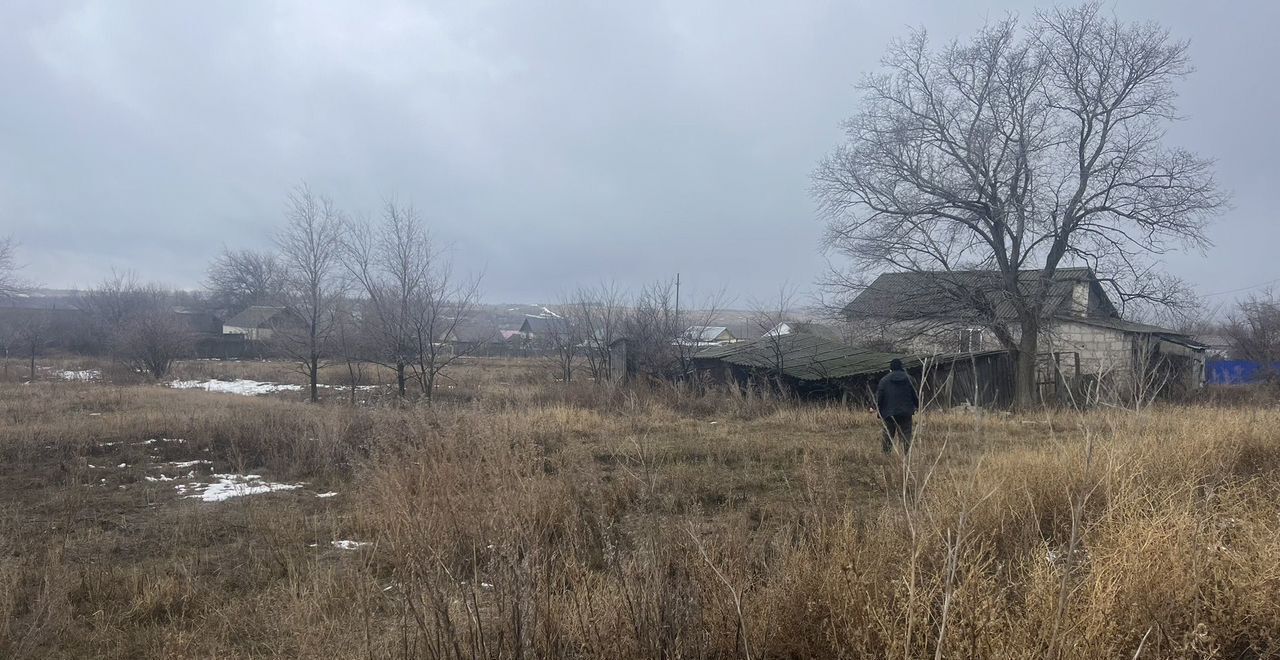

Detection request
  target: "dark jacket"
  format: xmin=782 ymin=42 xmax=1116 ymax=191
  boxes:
xmin=876 ymin=370 xmax=919 ymax=418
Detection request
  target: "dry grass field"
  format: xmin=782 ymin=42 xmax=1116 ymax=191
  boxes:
xmin=2 ymin=356 xmax=1279 ymax=658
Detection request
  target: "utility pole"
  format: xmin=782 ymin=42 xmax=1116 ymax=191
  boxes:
xmin=674 ymin=272 xmax=680 ymax=330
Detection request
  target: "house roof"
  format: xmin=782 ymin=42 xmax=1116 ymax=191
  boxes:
xmin=519 ymin=315 xmax=568 ymax=335
xmin=767 ymin=321 xmax=842 ymax=341
xmin=225 ymin=305 xmax=288 ymax=329
xmin=694 ymin=332 xmax=1003 ymax=382
xmin=1066 ymin=316 xmax=1189 ymax=337
xmin=683 ymin=326 xmax=732 ymax=342
xmin=844 ymin=268 xmax=1117 ymax=323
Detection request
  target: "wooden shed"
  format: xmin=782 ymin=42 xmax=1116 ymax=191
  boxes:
xmin=692 ymin=333 xmax=1016 ymax=408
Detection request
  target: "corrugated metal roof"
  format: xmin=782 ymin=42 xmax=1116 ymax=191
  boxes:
xmin=694 ymin=333 xmax=1007 ymax=381
xmin=1066 ymin=316 xmax=1191 ymax=337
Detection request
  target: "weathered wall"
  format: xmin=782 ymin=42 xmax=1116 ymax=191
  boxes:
xmin=1041 ymin=320 xmax=1133 ymax=375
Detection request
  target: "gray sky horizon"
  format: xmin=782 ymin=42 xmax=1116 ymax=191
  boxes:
xmin=3 ymin=1 xmax=1278 ymax=309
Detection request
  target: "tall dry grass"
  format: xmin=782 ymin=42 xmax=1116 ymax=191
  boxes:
xmin=1 ymin=359 xmax=1279 ymax=658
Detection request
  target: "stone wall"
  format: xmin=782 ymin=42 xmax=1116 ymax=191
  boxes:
xmin=857 ymin=317 xmax=1136 ymax=376
xmin=1041 ymin=320 xmax=1133 ymax=376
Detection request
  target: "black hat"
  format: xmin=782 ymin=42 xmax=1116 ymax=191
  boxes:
xmin=889 ymin=358 xmax=904 ymax=371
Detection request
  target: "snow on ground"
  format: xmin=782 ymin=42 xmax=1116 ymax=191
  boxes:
xmin=315 ymin=492 xmax=339 ymax=498
xmin=169 ymin=379 xmax=304 ymax=396
xmin=330 ymin=540 xmax=370 ymax=550
xmin=164 ymin=459 xmax=210 ymax=469
xmin=58 ymin=369 xmax=101 ymax=381
xmin=176 ymin=474 xmax=304 ymax=502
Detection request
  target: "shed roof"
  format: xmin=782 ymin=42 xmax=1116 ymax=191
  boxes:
xmin=694 ymin=332 xmax=1004 ymax=381
xmin=1066 ymin=316 xmax=1193 ymax=337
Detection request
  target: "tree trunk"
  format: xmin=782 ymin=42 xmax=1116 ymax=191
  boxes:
xmin=29 ymin=345 xmax=37 ymax=381
xmin=309 ymin=355 xmax=320 ymax=403
xmin=396 ymin=363 xmax=407 ymax=398
xmin=1014 ymin=318 xmax=1040 ymax=410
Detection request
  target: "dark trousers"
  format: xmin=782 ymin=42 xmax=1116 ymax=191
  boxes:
xmin=882 ymin=414 xmax=913 ymax=453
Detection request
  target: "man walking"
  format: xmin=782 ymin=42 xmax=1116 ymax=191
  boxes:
xmin=876 ymin=358 xmax=918 ymax=454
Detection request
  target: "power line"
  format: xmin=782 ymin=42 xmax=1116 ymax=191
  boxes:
xmin=1202 ymin=277 xmax=1280 ymax=298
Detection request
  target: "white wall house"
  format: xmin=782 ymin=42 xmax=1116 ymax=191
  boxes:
xmin=844 ymin=268 xmax=1207 ymax=398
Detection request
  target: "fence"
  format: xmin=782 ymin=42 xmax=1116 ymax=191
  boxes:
xmin=1207 ymin=359 xmax=1280 ymax=385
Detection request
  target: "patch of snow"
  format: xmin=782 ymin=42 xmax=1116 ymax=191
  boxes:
xmin=58 ymin=369 xmax=100 ymax=381
xmin=178 ymin=474 xmax=304 ymax=502
xmin=117 ymin=463 xmax=129 ymax=468
xmin=331 ymin=540 xmax=370 ymax=550
xmin=165 ymin=460 xmax=210 ymax=469
xmin=88 ymin=412 xmax=102 ymax=417
xmin=169 ymin=379 xmax=303 ymax=396
xmin=315 ymin=492 xmax=339 ymax=498
xmin=140 ymin=438 xmax=187 ymax=445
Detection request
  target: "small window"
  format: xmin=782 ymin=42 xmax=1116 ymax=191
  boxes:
xmin=959 ymin=328 xmax=983 ymax=352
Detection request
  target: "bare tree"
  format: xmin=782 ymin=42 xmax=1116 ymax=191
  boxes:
xmin=332 ymin=297 xmax=372 ymax=405
xmin=623 ymin=279 xmax=683 ymax=379
xmin=205 ymin=247 xmax=286 ymax=316
xmin=343 ymin=200 xmax=482 ymax=401
xmin=749 ymin=283 xmax=801 ymax=393
xmin=1225 ymin=288 xmax=1280 ymax=367
xmin=618 ymin=277 xmax=727 ymax=380
xmin=572 ymin=281 xmax=629 ymax=381
xmin=409 ymin=262 xmax=482 ymax=400
xmin=542 ymin=299 xmax=581 ymax=384
xmin=274 ymin=184 xmax=346 ymax=403
xmin=81 ymin=272 xmax=191 ymax=379
xmin=0 ymin=310 xmax=51 ymax=381
xmin=0 ymin=236 xmax=29 ymax=300
xmin=813 ymin=3 xmax=1225 ymax=408
xmin=343 ymin=201 xmax=431 ymax=397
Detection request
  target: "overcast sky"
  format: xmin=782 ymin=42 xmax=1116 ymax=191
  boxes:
xmin=3 ymin=1 xmax=1277 ymax=306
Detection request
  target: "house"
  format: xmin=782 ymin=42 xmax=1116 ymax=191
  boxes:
xmin=843 ymin=268 xmax=1207 ymax=399
xmin=680 ymin=326 xmax=737 ymax=345
xmin=518 ymin=314 xmax=568 ymax=339
xmin=223 ymin=306 xmax=295 ymax=341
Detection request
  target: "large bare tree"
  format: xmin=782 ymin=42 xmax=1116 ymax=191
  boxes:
xmin=275 ymin=184 xmax=346 ymax=403
xmin=343 ymin=201 xmax=431 ymax=397
xmin=343 ymin=200 xmax=482 ymax=400
xmin=205 ymin=247 xmax=286 ymax=316
xmin=813 ymin=3 xmax=1225 ymax=408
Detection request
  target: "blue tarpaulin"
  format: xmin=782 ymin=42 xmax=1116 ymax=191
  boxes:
xmin=1207 ymin=360 xmax=1280 ymax=385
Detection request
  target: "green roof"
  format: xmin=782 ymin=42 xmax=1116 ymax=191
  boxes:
xmin=694 ymin=333 xmax=1006 ymax=382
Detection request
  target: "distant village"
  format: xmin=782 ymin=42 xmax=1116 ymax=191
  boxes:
xmin=1 ymin=264 xmax=1265 ymax=409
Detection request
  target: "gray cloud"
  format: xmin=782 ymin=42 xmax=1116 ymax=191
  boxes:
xmin=2 ymin=0 xmax=1277 ymax=306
